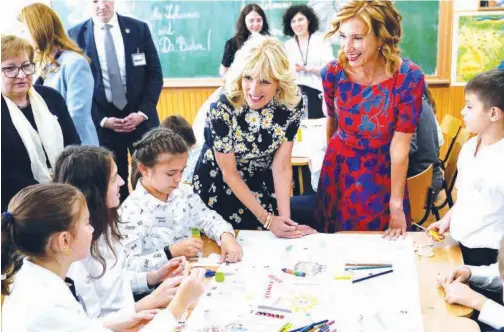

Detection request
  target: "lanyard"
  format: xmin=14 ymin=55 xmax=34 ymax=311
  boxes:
xmin=296 ymin=34 xmax=311 ymax=66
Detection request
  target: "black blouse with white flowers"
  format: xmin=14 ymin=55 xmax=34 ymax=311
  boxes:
xmin=193 ymin=93 xmax=303 ymax=230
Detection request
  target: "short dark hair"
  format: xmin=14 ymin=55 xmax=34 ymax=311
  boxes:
xmin=465 ymin=69 xmax=504 ymax=112
xmin=282 ymin=5 xmax=320 ymax=37
xmin=53 ymin=145 xmax=120 ymax=279
xmin=1 ymin=183 xmax=86 ymax=295
xmin=131 ymin=128 xmax=188 ymax=189
xmin=161 ymin=115 xmax=197 ymax=147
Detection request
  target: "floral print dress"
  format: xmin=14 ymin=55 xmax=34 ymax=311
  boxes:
xmin=193 ymin=94 xmax=303 ymax=230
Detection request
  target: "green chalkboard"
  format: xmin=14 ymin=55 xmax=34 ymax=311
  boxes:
xmin=52 ymin=0 xmax=439 ymax=79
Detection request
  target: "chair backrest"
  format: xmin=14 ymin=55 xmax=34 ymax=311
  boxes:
xmin=444 ymin=127 xmax=471 ymax=193
xmin=439 ymin=114 xmax=462 ymax=163
xmin=407 ymin=164 xmax=434 ymax=223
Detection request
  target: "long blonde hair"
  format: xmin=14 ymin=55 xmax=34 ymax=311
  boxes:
xmin=326 ymin=0 xmax=402 ymax=77
xmin=19 ymin=3 xmax=90 ymax=76
xmin=225 ymin=35 xmax=300 ymax=110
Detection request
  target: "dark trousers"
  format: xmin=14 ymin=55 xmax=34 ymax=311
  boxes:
xmin=460 ymin=244 xmax=498 ymax=266
xmin=100 ymin=129 xmax=144 ymax=201
xmin=290 ymin=194 xmax=317 ymax=229
xmin=299 ymin=85 xmax=324 ymax=119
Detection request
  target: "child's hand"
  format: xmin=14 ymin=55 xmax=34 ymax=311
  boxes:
xmin=145 ymin=276 xmax=183 ymax=309
xmin=427 ymin=218 xmax=450 ymax=236
xmin=439 ymin=280 xmax=487 ymax=311
xmin=104 ymin=309 xmax=159 ymax=332
xmin=147 ymin=256 xmax=186 ymax=286
xmin=167 ymin=268 xmax=206 ymax=320
xmin=171 ymin=238 xmax=204 ymax=258
xmin=219 ymin=232 xmax=243 ymax=263
xmin=442 ymin=266 xmax=472 ymax=284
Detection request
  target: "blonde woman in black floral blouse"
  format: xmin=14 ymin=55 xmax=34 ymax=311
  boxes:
xmin=193 ymin=35 xmax=317 ymax=238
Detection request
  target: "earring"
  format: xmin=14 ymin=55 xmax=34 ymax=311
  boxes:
xmin=65 ymin=247 xmax=72 ymax=256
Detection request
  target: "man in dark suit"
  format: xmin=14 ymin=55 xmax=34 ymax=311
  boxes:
xmin=69 ymin=0 xmax=162 ymax=200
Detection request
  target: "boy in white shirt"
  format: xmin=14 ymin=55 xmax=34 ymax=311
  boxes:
xmin=439 ymin=237 xmax=504 ymax=331
xmin=119 ymin=128 xmax=243 ymax=277
xmin=428 ymin=69 xmax=504 ymax=267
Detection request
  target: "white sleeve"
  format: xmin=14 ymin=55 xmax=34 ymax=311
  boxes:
xmin=119 ymin=203 xmax=169 ymax=273
xmin=29 ymin=305 xmax=111 ymax=332
xmin=186 ymin=191 xmax=234 ymax=245
xmin=478 ymin=300 xmax=504 ymax=329
xmin=469 ymin=263 xmax=503 ymax=292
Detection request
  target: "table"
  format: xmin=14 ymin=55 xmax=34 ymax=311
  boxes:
xmin=200 ymin=231 xmax=474 ymax=328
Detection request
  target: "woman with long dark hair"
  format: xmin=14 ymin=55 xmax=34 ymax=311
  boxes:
xmin=219 ymin=3 xmax=270 ymax=77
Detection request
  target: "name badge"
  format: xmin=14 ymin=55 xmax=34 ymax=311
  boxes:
xmin=132 ymin=51 xmax=146 ymax=66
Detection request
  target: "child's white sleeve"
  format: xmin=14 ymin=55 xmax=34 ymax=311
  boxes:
xmin=118 ymin=203 xmax=170 ymax=274
xmin=469 ymin=263 xmax=502 ymax=292
xmin=478 ymin=300 xmax=504 ymax=329
xmin=186 ymin=191 xmax=234 ymax=245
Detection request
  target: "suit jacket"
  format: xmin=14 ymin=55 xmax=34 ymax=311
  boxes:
xmin=68 ymin=14 xmax=163 ymax=139
xmin=1 ymin=85 xmax=81 ymax=211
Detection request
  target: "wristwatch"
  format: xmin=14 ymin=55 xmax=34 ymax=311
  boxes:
xmin=163 ymin=245 xmax=173 ymax=260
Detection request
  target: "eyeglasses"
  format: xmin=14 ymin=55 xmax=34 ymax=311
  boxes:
xmin=1 ymin=63 xmax=36 ymax=78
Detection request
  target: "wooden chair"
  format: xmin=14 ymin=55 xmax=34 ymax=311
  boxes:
xmin=439 ymin=114 xmax=463 ymax=169
xmin=432 ymin=127 xmax=472 ymax=220
xmin=407 ymin=164 xmax=435 ymax=226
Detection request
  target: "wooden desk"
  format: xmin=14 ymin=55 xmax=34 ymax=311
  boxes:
xmin=291 ymin=157 xmax=310 ymax=195
xmin=423 ymin=315 xmax=480 ymax=332
xmin=201 ymin=231 xmax=473 ymax=320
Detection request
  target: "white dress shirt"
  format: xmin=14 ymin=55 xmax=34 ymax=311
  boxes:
xmin=92 ymin=13 xmax=148 ymax=127
xmin=67 ymin=233 xmax=151 ymax=323
xmin=450 ymin=136 xmax=504 ymax=249
xmin=284 ymin=33 xmax=334 ymax=92
xmin=92 ymin=13 xmax=127 ymax=103
xmin=1 ymin=259 xmax=177 ymax=332
xmin=468 ymin=263 xmax=504 ymax=329
xmin=118 ymin=181 xmax=234 ymax=273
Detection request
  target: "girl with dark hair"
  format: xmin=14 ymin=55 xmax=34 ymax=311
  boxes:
xmin=283 ymin=5 xmax=334 ymax=119
xmin=53 ymin=145 xmax=188 ymax=321
xmin=120 ymin=128 xmax=242 ymax=271
xmin=2 ymin=183 xmax=206 ymax=331
xmin=219 ymin=3 xmax=270 ymax=77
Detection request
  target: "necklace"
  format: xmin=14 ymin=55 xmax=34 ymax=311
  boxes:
xmin=295 ymin=34 xmax=311 ymax=66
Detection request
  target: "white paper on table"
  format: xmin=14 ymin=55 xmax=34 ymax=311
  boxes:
xmin=191 ymin=253 xmax=221 ymax=267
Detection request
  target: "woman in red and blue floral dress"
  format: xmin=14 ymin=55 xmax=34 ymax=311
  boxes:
xmin=315 ymin=1 xmax=425 ymax=238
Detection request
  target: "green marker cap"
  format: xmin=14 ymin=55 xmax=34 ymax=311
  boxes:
xmin=215 ymin=271 xmax=225 ymax=282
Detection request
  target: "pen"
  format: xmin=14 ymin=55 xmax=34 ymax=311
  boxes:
xmin=291 ymin=320 xmax=328 ymax=332
xmin=352 ymin=269 xmax=394 ymax=283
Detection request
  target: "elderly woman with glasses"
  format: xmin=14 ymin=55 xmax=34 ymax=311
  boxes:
xmin=1 ymin=34 xmax=80 ymax=211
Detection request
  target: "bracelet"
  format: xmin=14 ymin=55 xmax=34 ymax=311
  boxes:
xmin=264 ymin=213 xmax=273 ymax=230
xmin=258 ymin=210 xmax=267 ymax=224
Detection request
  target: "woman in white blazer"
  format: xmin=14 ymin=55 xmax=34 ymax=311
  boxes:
xmin=1 ymin=183 xmax=205 ymax=332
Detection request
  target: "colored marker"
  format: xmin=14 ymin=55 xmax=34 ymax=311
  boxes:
xmin=279 ymin=322 xmax=292 ymax=332
xmin=191 ymin=227 xmax=201 ymax=238
xmin=282 ymin=268 xmax=306 ymax=277
xmin=352 ymin=269 xmax=393 ymax=283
